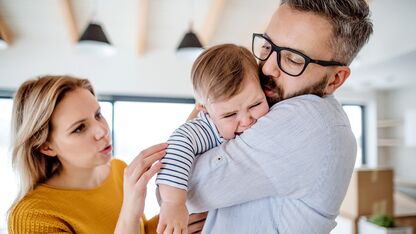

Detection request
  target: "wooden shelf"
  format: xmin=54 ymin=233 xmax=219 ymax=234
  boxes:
xmin=377 ymin=119 xmax=402 ymax=128
xmin=378 ymin=138 xmax=401 ymax=147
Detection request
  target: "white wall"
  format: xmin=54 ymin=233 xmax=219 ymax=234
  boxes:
xmin=377 ymin=86 xmax=416 ymax=181
xmin=0 ymin=41 xmax=195 ymax=98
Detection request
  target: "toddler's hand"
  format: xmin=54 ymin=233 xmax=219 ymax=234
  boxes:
xmin=157 ymin=202 xmax=189 ymax=234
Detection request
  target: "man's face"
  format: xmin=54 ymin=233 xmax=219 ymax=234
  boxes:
xmin=261 ymin=4 xmax=338 ymax=105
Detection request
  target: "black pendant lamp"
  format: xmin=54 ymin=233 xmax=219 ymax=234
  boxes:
xmin=0 ymin=34 xmax=8 ymax=50
xmin=176 ymin=28 xmax=204 ymax=60
xmin=77 ymin=22 xmax=115 ymax=55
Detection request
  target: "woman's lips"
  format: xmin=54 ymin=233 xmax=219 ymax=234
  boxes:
xmin=100 ymin=145 xmax=112 ymax=154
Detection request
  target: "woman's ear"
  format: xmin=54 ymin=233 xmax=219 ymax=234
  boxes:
xmin=39 ymin=143 xmax=57 ymax=157
xmin=196 ymin=103 xmax=208 ymax=113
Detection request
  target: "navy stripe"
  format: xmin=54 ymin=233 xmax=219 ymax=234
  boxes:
xmin=159 ymin=167 xmax=188 ymax=178
xmin=158 ymin=173 xmax=187 ymax=183
xmin=157 ymin=178 xmax=187 ymax=188
xmin=162 ymin=162 xmax=190 ymax=174
xmin=163 ymin=152 xmax=193 ymax=167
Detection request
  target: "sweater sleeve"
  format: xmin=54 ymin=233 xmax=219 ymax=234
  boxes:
xmin=156 ymin=112 xmax=222 ymax=190
xmin=9 ymin=204 xmax=72 ymax=233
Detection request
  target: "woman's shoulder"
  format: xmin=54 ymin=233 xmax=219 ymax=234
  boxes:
xmin=111 ymin=158 xmax=127 ymax=170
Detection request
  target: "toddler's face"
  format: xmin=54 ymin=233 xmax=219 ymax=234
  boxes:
xmin=204 ymin=76 xmax=269 ymax=140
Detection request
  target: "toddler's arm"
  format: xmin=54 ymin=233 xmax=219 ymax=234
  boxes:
xmin=157 ymin=185 xmax=189 ymax=234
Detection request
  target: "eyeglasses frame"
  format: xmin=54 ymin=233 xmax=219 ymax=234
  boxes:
xmin=252 ymin=33 xmax=345 ymax=77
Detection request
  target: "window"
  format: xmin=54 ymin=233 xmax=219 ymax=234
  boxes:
xmin=343 ymin=105 xmax=366 ymax=167
xmin=0 ymin=98 xmax=16 ymax=232
xmin=111 ymin=100 xmax=195 ymax=218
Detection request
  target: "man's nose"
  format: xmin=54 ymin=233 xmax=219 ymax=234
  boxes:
xmin=261 ymin=51 xmax=281 ymax=78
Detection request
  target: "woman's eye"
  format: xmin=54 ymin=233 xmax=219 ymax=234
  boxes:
xmin=96 ymin=111 xmax=103 ymax=119
xmin=73 ymin=124 xmax=85 ymax=133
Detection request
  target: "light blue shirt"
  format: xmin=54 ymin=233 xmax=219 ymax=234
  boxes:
xmin=186 ymin=94 xmax=357 ymax=234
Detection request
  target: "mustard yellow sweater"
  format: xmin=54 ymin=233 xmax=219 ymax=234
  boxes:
xmin=8 ymin=159 xmax=158 ymax=234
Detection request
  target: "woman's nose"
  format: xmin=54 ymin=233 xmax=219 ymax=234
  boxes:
xmin=94 ymin=121 xmax=109 ymax=140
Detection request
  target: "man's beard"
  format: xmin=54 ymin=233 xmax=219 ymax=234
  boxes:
xmin=259 ymin=69 xmax=329 ymax=106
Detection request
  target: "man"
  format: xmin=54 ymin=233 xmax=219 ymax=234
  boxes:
xmin=186 ymin=0 xmax=373 ymax=233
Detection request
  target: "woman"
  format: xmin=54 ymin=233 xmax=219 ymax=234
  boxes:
xmin=8 ymin=75 xmax=206 ymax=233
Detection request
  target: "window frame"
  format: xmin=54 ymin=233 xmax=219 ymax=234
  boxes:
xmin=342 ymin=103 xmax=367 ymax=165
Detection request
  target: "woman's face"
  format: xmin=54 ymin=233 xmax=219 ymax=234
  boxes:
xmin=45 ymin=88 xmax=112 ymax=170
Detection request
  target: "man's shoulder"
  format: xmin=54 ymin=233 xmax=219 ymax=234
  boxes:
xmin=270 ymin=94 xmax=334 ymax=109
xmin=264 ymin=94 xmax=345 ymax=129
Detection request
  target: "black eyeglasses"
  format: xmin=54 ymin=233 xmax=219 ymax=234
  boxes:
xmin=252 ymin=33 xmax=345 ymax=77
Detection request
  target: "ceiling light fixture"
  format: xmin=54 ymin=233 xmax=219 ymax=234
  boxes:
xmin=77 ymin=22 xmax=115 ymax=56
xmin=176 ymin=0 xmax=204 ymax=60
xmin=177 ymin=28 xmax=204 ymax=60
xmin=0 ymin=34 xmax=8 ymax=50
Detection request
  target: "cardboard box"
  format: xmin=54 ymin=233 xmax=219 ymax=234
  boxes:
xmin=358 ymin=217 xmax=413 ymax=234
xmin=340 ymin=168 xmax=394 ymax=218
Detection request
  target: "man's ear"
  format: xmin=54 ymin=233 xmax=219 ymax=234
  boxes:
xmin=196 ymin=103 xmax=208 ymax=113
xmin=39 ymin=143 xmax=57 ymax=157
xmin=324 ymin=66 xmax=351 ymax=95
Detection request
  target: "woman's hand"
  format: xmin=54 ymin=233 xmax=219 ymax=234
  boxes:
xmin=115 ymin=143 xmax=167 ymax=234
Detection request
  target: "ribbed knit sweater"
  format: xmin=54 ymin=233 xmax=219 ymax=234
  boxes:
xmin=8 ymin=159 xmax=157 ymax=234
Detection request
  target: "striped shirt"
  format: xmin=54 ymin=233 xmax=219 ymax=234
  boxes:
xmin=156 ymin=111 xmax=224 ymax=190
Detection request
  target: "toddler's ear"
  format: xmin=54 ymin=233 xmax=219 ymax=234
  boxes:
xmin=196 ymin=103 xmax=208 ymax=113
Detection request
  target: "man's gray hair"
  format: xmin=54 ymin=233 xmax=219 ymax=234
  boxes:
xmin=281 ymin=0 xmax=373 ymax=65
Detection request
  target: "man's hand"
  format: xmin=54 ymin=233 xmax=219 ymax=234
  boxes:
xmin=157 ymin=202 xmax=189 ymax=234
xmin=187 ymin=212 xmax=208 ymax=234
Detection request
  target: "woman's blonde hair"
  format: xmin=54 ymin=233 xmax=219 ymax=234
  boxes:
xmin=10 ymin=75 xmax=94 ymax=204
xmin=191 ymin=44 xmax=259 ymax=104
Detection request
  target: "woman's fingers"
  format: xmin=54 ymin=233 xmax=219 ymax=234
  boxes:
xmin=136 ymin=161 xmax=162 ymax=186
xmin=130 ymin=149 xmax=165 ymax=182
xmin=126 ymin=143 xmax=167 ymax=180
xmin=130 ymin=143 xmax=167 ymax=167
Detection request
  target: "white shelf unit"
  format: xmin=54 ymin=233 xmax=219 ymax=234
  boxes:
xmin=377 ymin=119 xmax=402 ymax=147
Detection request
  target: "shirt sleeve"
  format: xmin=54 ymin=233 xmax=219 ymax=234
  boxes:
xmin=186 ymin=95 xmax=351 ymax=213
xmin=156 ymin=112 xmax=222 ymax=190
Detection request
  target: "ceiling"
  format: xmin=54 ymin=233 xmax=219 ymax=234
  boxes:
xmin=0 ymin=0 xmax=415 ymax=91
